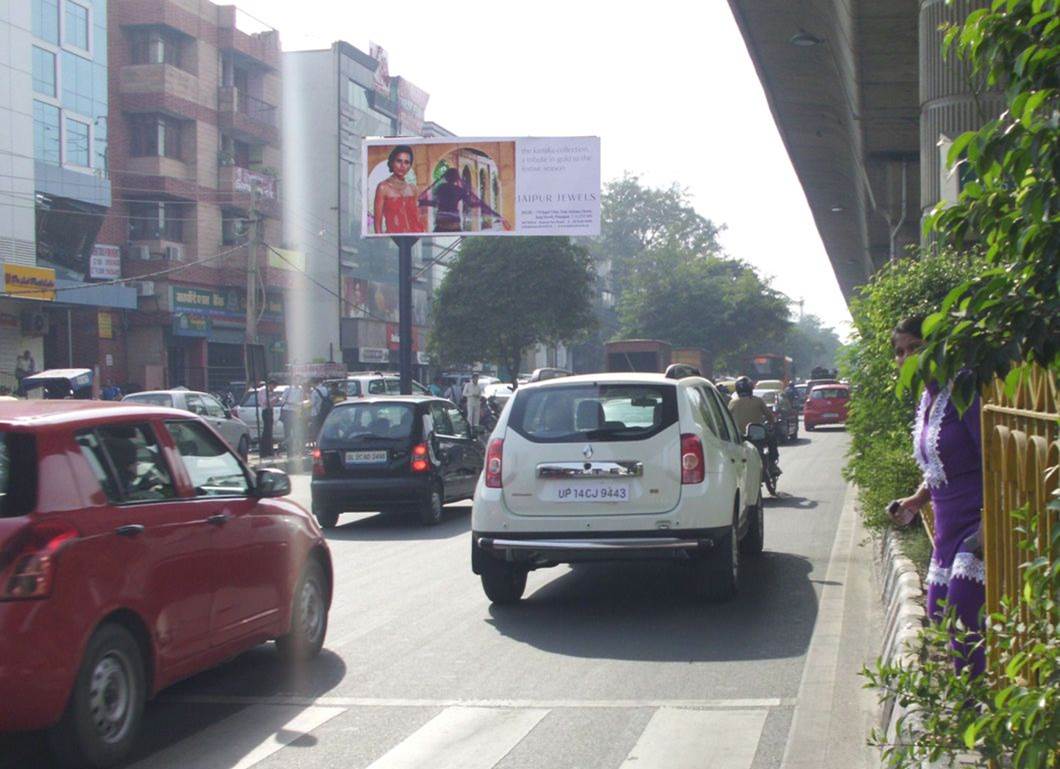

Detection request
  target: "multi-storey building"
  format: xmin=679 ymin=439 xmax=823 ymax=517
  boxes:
xmin=99 ymin=0 xmax=285 ymax=391
xmin=283 ymin=42 xmax=432 ymax=379
xmin=1 ymin=0 xmax=137 ymax=393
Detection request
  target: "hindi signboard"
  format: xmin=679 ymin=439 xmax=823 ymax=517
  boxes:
xmin=362 ymin=136 xmax=600 ymax=238
xmin=89 ymin=245 xmax=121 ymax=280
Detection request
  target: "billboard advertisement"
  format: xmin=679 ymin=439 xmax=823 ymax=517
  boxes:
xmin=362 ymin=136 xmax=600 ymax=238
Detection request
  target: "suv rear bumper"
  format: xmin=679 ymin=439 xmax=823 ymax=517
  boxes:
xmin=471 ymin=527 xmax=729 ymax=572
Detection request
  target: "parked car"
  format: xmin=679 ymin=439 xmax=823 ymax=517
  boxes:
xmin=336 ymin=373 xmax=430 ymax=398
xmin=0 ymin=401 xmax=331 ymax=767
xmin=234 ymin=385 xmax=288 ymax=446
xmin=803 ymin=384 xmax=850 ymax=430
xmin=310 ymin=395 xmax=485 ymax=527
xmin=804 ymin=378 xmax=840 ymax=393
xmin=471 ymin=371 xmax=764 ymax=604
xmin=752 ymin=378 xmax=784 ymax=391
xmin=755 ymin=388 xmax=799 ymax=442
xmin=123 ymin=389 xmax=251 ymax=458
xmin=482 ymin=381 xmax=516 ymax=409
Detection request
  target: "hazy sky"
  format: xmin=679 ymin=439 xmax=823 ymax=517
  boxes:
xmin=237 ymin=0 xmax=853 ymax=333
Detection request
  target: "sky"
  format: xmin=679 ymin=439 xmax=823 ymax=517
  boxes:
xmin=236 ymin=0 xmax=854 ymax=334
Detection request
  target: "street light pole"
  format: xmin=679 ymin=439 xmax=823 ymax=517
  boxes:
xmin=393 ymin=236 xmax=418 ymax=394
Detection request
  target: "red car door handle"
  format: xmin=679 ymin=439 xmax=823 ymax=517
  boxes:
xmin=207 ymin=513 xmax=229 ymax=526
xmin=115 ymin=524 xmax=144 ymax=537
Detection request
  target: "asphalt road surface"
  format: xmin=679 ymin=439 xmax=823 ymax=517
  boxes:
xmin=3 ymin=425 xmax=882 ymax=769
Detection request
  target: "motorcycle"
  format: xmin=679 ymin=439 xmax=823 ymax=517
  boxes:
xmin=745 ymin=422 xmax=780 ymax=496
xmin=478 ymin=395 xmax=501 ymax=433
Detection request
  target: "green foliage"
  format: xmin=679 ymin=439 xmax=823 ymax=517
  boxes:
xmin=429 ymin=237 xmax=596 ymax=379
xmin=842 ymin=249 xmax=988 ymax=530
xmin=865 ymin=509 xmax=1060 ymax=768
xmin=784 ymin=314 xmax=844 ymax=380
xmin=911 ymin=0 xmax=1060 ymax=409
xmin=616 ymin=246 xmax=791 ymax=372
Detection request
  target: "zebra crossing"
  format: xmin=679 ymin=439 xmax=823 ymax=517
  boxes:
xmin=127 ymin=697 xmax=779 ymax=769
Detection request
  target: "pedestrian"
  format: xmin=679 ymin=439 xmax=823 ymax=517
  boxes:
xmin=311 ymin=379 xmax=333 ymax=440
xmin=889 ymin=316 xmax=985 ymax=678
xmin=444 ymin=378 xmax=460 ymax=405
xmin=429 ymin=375 xmax=444 ymax=397
xmin=462 ymin=372 xmax=484 ymax=429
xmin=14 ymin=349 xmax=35 ymax=396
xmin=259 ymin=381 xmax=275 ymax=458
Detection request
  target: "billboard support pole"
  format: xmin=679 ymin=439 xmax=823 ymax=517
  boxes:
xmin=393 ymin=236 xmax=418 ymax=394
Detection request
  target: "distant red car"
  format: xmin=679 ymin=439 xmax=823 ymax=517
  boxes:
xmin=0 ymin=401 xmax=332 ymax=768
xmin=803 ymin=384 xmax=850 ymax=430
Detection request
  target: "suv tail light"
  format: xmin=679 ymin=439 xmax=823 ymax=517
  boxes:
xmin=411 ymin=443 xmax=429 ymax=473
xmin=681 ymin=433 xmax=705 ymax=485
xmin=311 ymin=448 xmax=325 ymax=477
xmin=484 ymin=438 xmax=503 ymax=488
xmin=0 ymin=520 xmax=79 ymax=600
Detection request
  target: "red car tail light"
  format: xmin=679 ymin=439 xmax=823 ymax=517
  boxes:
xmin=411 ymin=443 xmax=430 ymax=473
xmin=681 ymin=434 xmax=705 ymax=485
xmin=311 ymin=448 xmax=325 ymax=477
xmin=0 ymin=520 xmax=79 ymax=601
xmin=484 ymin=438 xmax=503 ymax=488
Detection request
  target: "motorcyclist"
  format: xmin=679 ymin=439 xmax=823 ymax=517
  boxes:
xmin=728 ymin=376 xmax=781 ymax=476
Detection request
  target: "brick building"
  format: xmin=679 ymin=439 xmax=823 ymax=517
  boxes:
xmin=98 ymin=0 xmax=285 ymax=392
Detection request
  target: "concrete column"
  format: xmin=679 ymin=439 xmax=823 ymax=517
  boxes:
xmin=919 ymin=0 xmax=1006 ymax=219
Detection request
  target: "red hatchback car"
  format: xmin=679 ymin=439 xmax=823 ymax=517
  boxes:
xmin=0 ymin=401 xmax=332 ymax=768
xmin=803 ymin=384 xmax=850 ymax=430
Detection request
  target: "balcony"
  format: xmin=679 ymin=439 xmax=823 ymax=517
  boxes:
xmin=216 ymin=6 xmax=280 ymax=70
xmin=119 ymin=63 xmax=198 ymax=105
xmin=115 ymin=0 xmax=201 ymax=38
xmin=217 ymin=165 xmax=279 ymax=217
xmin=218 ymin=86 xmax=279 ymax=146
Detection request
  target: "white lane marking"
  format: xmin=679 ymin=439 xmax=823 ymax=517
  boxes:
xmin=365 ymin=706 xmax=548 ymax=769
xmin=620 ymin=707 xmax=769 ymax=769
xmin=780 ymin=482 xmax=859 ymax=769
xmin=160 ymin=694 xmax=785 ymax=709
xmin=126 ymin=704 xmax=345 ymax=769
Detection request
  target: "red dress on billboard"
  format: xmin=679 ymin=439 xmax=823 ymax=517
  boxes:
xmin=381 ymin=196 xmax=423 ymax=233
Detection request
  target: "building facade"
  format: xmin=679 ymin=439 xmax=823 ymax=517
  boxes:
xmin=98 ymin=0 xmax=285 ymax=392
xmin=1 ymin=0 xmax=137 ymax=394
xmin=283 ymin=42 xmax=432 ymax=379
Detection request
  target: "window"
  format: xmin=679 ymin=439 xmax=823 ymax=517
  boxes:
xmin=33 ymin=101 xmax=61 ymax=164
xmin=32 ymin=0 xmax=59 ymax=44
xmin=60 ymin=51 xmax=94 ymax=116
xmin=345 ymin=79 xmax=370 ymax=110
xmin=32 ymin=46 xmax=56 ymax=97
xmin=166 ymin=421 xmax=249 ymax=497
xmin=0 ymin=433 xmax=38 ymax=517
xmin=130 ymin=29 xmax=182 ymax=68
xmin=201 ymin=395 xmax=227 ymax=419
xmin=367 ymin=379 xmax=386 ymax=395
xmin=429 ymin=403 xmax=453 ymax=435
xmin=130 ymin=115 xmax=182 ymax=160
xmin=65 ymin=117 xmax=89 ymax=167
xmin=184 ymin=394 xmax=209 ymax=417
xmin=320 ymin=403 xmax=415 ymax=441
xmin=128 ymin=201 xmax=184 ymax=242
xmin=702 ymin=388 xmax=734 ymax=442
xmin=64 ymin=0 xmax=89 ymax=51
xmin=687 ymin=387 xmax=718 ymax=437
xmin=508 ymin=383 xmax=680 ymax=443
xmin=77 ymin=424 xmax=176 ymax=504
xmin=447 ymin=408 xmax=470 ymax=439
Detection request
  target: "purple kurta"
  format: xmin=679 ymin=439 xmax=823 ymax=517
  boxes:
xmin=914 ymin=380 xmax=985 ymax=676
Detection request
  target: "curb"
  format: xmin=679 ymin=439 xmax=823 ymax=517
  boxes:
xmin=872 ymin=526 xmax=928 ymax=749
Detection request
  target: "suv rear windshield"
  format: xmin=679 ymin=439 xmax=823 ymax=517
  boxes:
xmin=507 ymin=383 xmax=678 ymax=443
xmin=321 ymin=402 xmax=417 ymax=441
xmin=0 ymin=432 xmax=38 ymax=516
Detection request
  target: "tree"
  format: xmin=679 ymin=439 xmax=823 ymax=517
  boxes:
xmin=911 ymin=0 xmax=1059 ymax=407
xmin=616 ymin=246 xmax=790 ymax=373
xmin=784 ymin=315 xmax=844 ymax=380
xmin=430 ymin=237 xmax=596 ymax=381
xmin=596 ymin=175 xmax=725 ymax=292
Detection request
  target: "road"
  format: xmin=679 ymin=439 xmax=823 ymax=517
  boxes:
xmin=3 ymin=426 xmax=882 ymax=769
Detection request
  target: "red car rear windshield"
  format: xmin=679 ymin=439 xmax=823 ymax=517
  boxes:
xmin=0 ymin=432 xmax=38 ymax=517
xmin=811 ymin=388 xmax=848 ymax=400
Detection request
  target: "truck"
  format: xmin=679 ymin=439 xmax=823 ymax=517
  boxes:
xmin=604 ymin=339 xmax=672 ymax=373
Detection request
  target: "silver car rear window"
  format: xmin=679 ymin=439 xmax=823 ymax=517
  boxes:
xmin=507 ymin=383 xmax=678 ymax=443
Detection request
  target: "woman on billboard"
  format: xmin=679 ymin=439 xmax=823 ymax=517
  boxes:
xmin=373 ymin=145 xmax=424 ymax=234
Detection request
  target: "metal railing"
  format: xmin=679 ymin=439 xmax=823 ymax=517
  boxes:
xmin=981 ymin=364 xmax=1058 ymax=659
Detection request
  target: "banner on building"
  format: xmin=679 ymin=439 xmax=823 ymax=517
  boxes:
xmin=369 ymin=43 xmax=390 ymax=96
xmin=358 ymin=347 xmax=389 ymax=364
xmin=89 ymin=245 xmax=122 ymax=280
xmin=395 ymin=77 xmax=429 ymax=136
xmin=3 ymin=264 xmax=56 ymax=301
xmin=362 ymin=136 xmax=600 ymax=238
xmin=171 ymin=286 xmax=283 ymax=322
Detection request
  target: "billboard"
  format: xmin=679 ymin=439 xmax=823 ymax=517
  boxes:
xmin=362 ymin=136 xmax=600 ymax=238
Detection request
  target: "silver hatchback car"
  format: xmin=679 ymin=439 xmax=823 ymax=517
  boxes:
xmin=122 ymin=389 xmax=252 ymax=458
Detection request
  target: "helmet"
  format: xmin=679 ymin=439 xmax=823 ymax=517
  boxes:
xmin=735 ymin=376 xmax=754 ymax=396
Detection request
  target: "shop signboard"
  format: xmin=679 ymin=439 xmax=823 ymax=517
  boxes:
xmin=89 ymin=245 xmax=121 ymax=280
xmin=171 ymin=286 xmax=282 ymax=322
xmin=362 ymin=136 xmax=600 ymax=238
xmin=172 ymin=313 xmax=212 ymax=337
xmin=3 ymin=264 xmax=56 ymax=301
xmin=359 ymin=347 xmax=389 ymax=364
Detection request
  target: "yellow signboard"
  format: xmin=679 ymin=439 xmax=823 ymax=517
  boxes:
xmin=4 ymin=264 xmax=56 ymax=301
xmin=98 ymin=311 xmax=113 ymax=339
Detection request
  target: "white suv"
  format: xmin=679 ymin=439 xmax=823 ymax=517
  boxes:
xmin=471 ymin=372 xmax=764 ymax=604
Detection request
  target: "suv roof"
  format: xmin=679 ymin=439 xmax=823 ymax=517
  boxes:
xmin=518 ymin=371 xmax=693 ymax=390
xmin=332 ymin=394 xmax=440 ymax=405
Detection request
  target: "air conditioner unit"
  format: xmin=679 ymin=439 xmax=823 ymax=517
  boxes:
xmin=165 ymin=245 xmax=183 ymax=261
xmin=20 ymin=310 xmax=49 ymax=336
xmin=130 ymin=245 xmax=152 ymax=261
xmin=134 ymin=280 xmax=156 ymax=297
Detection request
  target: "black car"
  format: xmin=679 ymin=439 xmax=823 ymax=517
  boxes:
xmin=310 ymin=396 xmax=485 ymax=527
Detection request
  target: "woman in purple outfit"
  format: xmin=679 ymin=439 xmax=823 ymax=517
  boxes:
xmin=891 ymin=316 xmax=985 ymax=677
